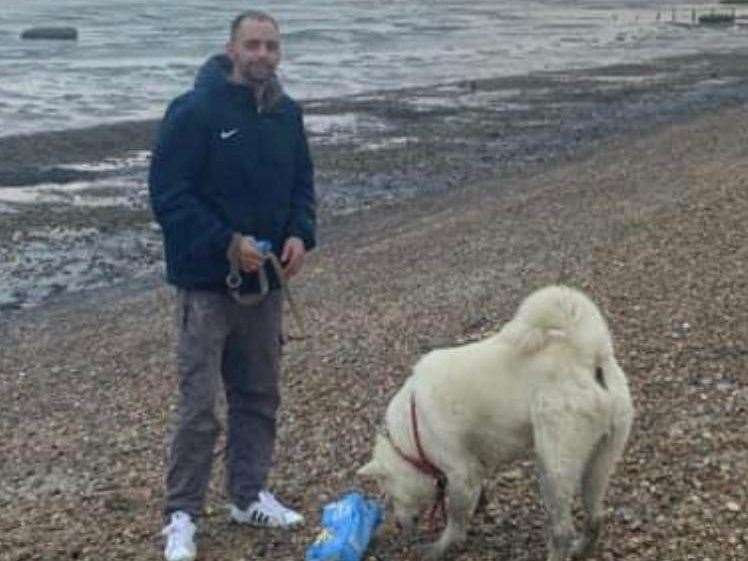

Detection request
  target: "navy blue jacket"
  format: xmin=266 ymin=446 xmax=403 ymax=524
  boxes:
xmin=148 ymin=55 xmax=316 ymax=292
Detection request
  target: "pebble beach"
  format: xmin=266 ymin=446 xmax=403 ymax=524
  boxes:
xmin=1 ymin=49 xmax=747 ymax=560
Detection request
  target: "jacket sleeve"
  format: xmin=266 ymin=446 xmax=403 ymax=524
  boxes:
xmin=148 ymin=95 xmax=233 ymax=262
xmin=286 ymin=106 xmax=317 ymax=251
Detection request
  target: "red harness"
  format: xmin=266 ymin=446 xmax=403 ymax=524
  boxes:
xmin=386 ymin=394 xmax=448 ymax=530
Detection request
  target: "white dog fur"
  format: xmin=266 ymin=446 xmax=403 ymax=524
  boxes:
xmin=358 ymin=285 xmax=634 ymax=560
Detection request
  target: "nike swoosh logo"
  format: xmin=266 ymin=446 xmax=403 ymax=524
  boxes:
xmin=220 ymin=129 xmax=238 ymax=140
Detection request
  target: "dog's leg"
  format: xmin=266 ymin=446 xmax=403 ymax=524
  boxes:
xmin=532 ymin=394 xmax=602 ymax=561
xmin=573 ymin=411 xmax=633 ymax=560
xmin=570 ymin=435 xmax=610 ymax=560
xmin=535 ymin=457 xmax=577 ymax=561
xmin=423 ymin=470 xmax=480 ymax=560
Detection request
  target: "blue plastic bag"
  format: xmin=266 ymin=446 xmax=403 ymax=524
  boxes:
xmin=305 ymin=491 xmax=384 ymax=561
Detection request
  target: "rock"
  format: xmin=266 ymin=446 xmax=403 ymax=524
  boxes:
xmin=20 ymin=27 xmax=78 ymax=41
xmin=502 ymin=468 xmax=524 ymax=481
xmin=726 ymin=501 xmax=740 ymax=512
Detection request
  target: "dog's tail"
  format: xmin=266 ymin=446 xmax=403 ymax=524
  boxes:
xmin=499 ymin=285 xmax=613 ymax=358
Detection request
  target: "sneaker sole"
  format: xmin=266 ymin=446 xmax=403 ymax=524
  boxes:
xmin=165 ymin=552 xmax=196 ymax=561
xmin=230 ymin=515 xmax=303 ymax=529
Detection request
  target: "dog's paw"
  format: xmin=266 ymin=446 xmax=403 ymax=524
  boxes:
xmin=570 ymin=520 xmax=602 ymax=560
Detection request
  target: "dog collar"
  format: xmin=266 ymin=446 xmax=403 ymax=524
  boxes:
xmin=384 ymin=393 xmax=448 ymax=530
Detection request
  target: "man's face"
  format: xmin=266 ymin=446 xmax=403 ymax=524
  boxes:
xmin=226 ymin=18 xmax=281 ymax=84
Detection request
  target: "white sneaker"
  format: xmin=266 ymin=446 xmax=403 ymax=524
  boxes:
xmin=229 ymin=490 xmax=304 ymax=528
xmin=162 ymin=511 xmax=197 ymax=561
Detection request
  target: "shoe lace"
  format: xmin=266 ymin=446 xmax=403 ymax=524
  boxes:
xmin=259 ymin=491 xmax=284 ymax=511
xmin=265 ymin=491 xmax=298 ymax=517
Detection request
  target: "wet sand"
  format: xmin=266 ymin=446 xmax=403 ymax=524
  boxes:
xmin=3 ymin=49 xmax=748 ymax=312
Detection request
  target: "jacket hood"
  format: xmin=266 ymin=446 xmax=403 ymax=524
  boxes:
xmin=194 ymin=53 xmax=233 ymax=90
xmin=194 ymin=54 xmax=286 ymax=112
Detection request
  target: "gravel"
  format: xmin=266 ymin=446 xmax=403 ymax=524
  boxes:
xmin=1 ymin=81 xmax=747 ymax=561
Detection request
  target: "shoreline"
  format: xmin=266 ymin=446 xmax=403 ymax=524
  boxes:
xmin=3 ymin=48 xmax=748 ymax=313
xmin=2 ymin=48 xmax=748 ymax=186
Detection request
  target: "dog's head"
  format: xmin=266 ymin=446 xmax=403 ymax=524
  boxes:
xmin=357 ymin=433 xmax=438 ymax=530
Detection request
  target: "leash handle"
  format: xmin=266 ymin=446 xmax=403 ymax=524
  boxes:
xmin=226 ymin=238 xmax=271 ymax=283
xmin=225 ymin=237 xmax=306 ymax=339
xmin=226 ymin=237 xmax=271 ymax=305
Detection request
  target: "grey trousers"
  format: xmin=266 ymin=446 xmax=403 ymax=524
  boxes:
xmin=164 ymin=288 xmax=282 ymax=520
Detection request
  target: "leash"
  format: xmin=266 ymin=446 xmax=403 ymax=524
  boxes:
xmin=385 ymin=393 xmax=447 ymax=531
xmin=226 ymin=238 xmax=306 ymax=339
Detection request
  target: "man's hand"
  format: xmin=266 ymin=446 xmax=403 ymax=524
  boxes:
xmin=281 ymin=236 xmax=305 ymax=279
xmin=232 ymin=236 xmax=264 ymax=273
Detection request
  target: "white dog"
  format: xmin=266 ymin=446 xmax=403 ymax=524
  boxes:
xmin=358 ymin=285 xmax=634 ymax=561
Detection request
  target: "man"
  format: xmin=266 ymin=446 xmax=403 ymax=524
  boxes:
xmin=149 ymin=10 xmax=315 ymax=561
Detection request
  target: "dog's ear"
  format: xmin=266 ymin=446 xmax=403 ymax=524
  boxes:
xmin=357 ymin=460 xmax=382 ymax=478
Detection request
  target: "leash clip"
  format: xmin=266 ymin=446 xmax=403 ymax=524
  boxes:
xmin=226 ymin=271 xmax=242 ymax=289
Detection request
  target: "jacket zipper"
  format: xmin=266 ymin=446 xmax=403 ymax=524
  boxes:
xmin=254 ymin=101 xmax=264 ymax=168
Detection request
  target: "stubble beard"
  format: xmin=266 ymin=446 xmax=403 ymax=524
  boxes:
xmin=241 ymin=62 xmax=276 ymax=87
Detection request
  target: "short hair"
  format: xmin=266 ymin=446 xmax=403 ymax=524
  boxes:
xmin=230 ymin=10 xmax=279 ymax=39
